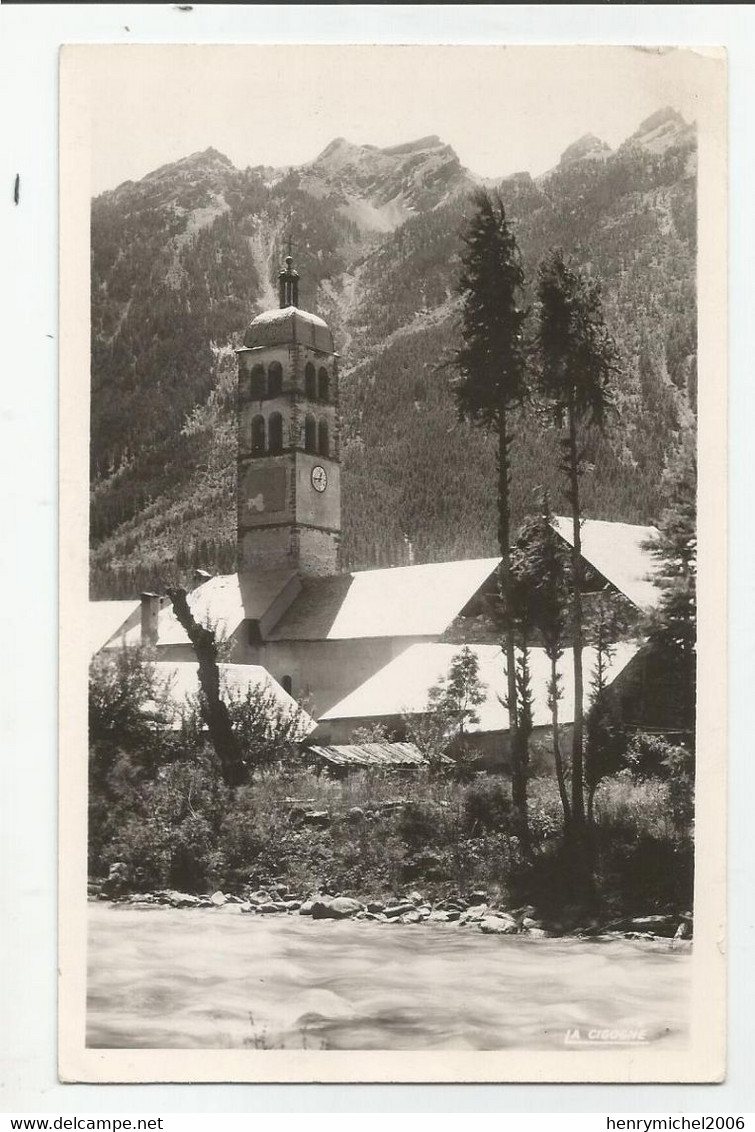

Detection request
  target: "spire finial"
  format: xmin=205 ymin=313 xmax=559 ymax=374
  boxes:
xmin=278 ymin=239 xmax=299 ymax=309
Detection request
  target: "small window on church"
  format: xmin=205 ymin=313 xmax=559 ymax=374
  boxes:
xmin=251 ymin=415 xmax=266 ymax=456
xmin=250 ymin=364 xmax=266 ymax=399
xmin=304 ymin=413 xmax=317 ymax=454
xmin=318 ymin=419 xmax=329 ymax=457
xmin=268 ymin=412 xmax=283 ymax=454
xmin=304 ymin=362 xmax=317 ymax=400
xmin=318 ymin=367 xmax=329 ymax=401
xmin=268 ymin=361 xmax=283 ymax=398
xmin=281 ymin=675 xmax=293 ymax=695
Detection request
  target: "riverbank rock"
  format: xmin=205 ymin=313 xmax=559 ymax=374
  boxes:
xmin=479 ymin=914 xmax=518 ymax=935
xmin=210 ymin=891 xmax=227 ymax=907
xmin=165 ymin=890 xmax=201 ymax=909
xmin=459 ymin=904 xmax=488 ymax=925
xmin=366 ymin=901 xmax=385 ymax=914
xmin=628 ymin=915 xmax=681 ymax=938
xmin=400 ymin=909 xmax=422 ymax=924
xmin=427 ymin=910 xmax=450 ymax=923
xmin=384 ymin=902 xmax=417 ymax=919
xmin=311 ymin=897 xmax=363 ymax=920
xmin=467 ymin=891 xmax=488 ymax=906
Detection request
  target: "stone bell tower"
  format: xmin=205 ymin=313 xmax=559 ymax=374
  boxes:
xmin=236 ymin=257 xmax=341 ymax=576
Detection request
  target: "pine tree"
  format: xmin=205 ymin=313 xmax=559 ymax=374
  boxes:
xmin=536 ymin=250 xmax=617 ymax=831
xmin=455 ymin=188 xmax=529 ymax=837
xmin=509 ymin=495 xmax=572 ymax=825
xmin=645 ymin=438 xmax=697 ymax=742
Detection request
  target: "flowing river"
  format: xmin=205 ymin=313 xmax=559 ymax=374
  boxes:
xmin=87 ymin=904 xmax=691 ymax=1051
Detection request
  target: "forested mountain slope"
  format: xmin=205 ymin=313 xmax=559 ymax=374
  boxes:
xmin=90 ymin=109 xmax=696 ymax=597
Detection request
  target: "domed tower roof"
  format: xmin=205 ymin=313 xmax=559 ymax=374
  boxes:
xmin=243 ymin=305 xmax=334 ymax=353
xmin=243 ymin=254 xmax=334 ymax=353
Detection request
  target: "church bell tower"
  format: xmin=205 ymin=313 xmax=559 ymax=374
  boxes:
xmin=236 ymin=256 xmax=341 ymax=576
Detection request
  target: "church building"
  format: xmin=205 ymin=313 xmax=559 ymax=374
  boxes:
xmin=91 ymin=258 xmax=663 ymax=741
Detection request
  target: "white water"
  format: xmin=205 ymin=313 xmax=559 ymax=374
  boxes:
xmin=87 ymin=904 xmax=691 ymax=1051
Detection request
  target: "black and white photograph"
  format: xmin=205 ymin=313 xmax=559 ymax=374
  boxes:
xmin=57 ymin=42 xmax=727 ymax=1083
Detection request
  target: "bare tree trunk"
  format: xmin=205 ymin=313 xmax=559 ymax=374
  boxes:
xmin=568 ymin=403 xmax=586 ymax=830
xmin=499 ymin=411 xmax=528 ymax=845
xmin=166 ymin=587 xmax=245 ymax=788
xmin=550 ymin=655 xmax=571 ymax=826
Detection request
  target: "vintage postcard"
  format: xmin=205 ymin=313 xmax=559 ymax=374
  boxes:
xmin=59 ymin=44 xmax=727 ymax=1083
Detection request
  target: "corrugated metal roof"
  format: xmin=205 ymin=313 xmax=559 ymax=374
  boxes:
xmin=121 ymin=570 xmax=299 ymax=648
xmin=152 ymin=661 xmax=316 ymax=737
xmin=552 ymin=516 xmax=661 ymax=610
xmin=89 ymin=600 xmax=140 ymax=656
xmin=320 ymin=641 xmax=641 ymax=732
xmin=267 ymin=557 xmax=501 ymax=641
xmin=305 ymin=741 xmax=431 ymax=767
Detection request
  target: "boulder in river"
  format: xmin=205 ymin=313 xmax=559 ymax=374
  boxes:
xmin=459 ymin=904 xmax=488 ymax=924
xmin=479 ymin=914 xmax=518 ymax=935
xmin=311 ymin=896 xmax=363 ymax=920
xmin=210 ymin=891 xmax=227 ymax=907
xmin=166 ymin=891 xmax=201 ymax=909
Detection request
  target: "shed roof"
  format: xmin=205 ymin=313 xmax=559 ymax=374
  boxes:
xmin=320 ymin=640 xmax=641 ymax=732
xmin=151 ymin=661 xmax=316 ymax=736
xmin=89 ymin=600 xmax=140 ymax=656
xmin=552 ymin=516 xmax=661 ymax=610
xmin=305 ymin=741 xmax=436 ymax=768
xmin=267 ymin=557 xmax=500 ymax=641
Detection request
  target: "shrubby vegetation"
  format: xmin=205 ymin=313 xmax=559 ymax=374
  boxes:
xmin=89 ymin=643 xmax=694 ymax=925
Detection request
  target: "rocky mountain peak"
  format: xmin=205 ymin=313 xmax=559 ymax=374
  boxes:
xmin=559 ymin=133 xmax=612 ymax=167
xmin=623 ymin=106 xmax=694 ymax=155
xmin=304 ymin=134 xmax=471 ymax=232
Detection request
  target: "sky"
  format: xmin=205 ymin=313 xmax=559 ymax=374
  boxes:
xmin=84 ymin=44 xmax=717 ymax=195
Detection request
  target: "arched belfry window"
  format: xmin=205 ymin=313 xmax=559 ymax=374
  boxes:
xmin=268 ymin=361 xmax=283 ymax=398
xmin=318 ymin=419 xmax=329 ymax=457
xmin=318 ymin=367 xmax=329 ymax=401
xmin=250 ymin=364 xmax=266 ymax=400
xmin=304 ymin=362 xmax=317 ymax=400
xmin=281 ymin=675 xmax=293 ymax=695
xmin=251 ymin=415 xmax=266 ymax=456
xmin=268 ymin=412 xmax=283 ymax=455
xmin=304 ymin=414 xmax=317 ymax=454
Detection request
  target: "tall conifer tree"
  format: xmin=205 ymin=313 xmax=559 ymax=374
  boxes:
xmin=536 ymin=250 xmax=617 ymax=830
xmin=455 ymin=189 xmax=529 ymax=835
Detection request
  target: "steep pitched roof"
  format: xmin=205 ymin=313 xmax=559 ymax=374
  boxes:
xmin=89 ymin=600 xmax=140 ymax=656
xmin=151 ymin=661 xmax=316 ymax=736
xmin=266 ymin=558 xmax=500 ymax=641
xmin=320 ymin=640 xmax=641 ymax=732
xmin=552 ymin=516 xmax=661 ymax=610
xmin=121 ymin=570 xmax=300 ymax=648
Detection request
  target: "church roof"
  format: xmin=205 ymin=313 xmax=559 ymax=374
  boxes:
xmin=266 ymin=558 xmax=501 ymax=641
xmin=151 ymin=661 xmax=316 ymax=736
xmin=551 ymin=516 xmax=662 ymax=610
xmin=89 ymin=599 xmax=140 ymax=656
xmin=242 ymin=305 xmax=334 ymax=353
xmin=118 ymin=570 xmax=300 ymax=648
xmin=320 ymin=640 xmax=641 ymax=732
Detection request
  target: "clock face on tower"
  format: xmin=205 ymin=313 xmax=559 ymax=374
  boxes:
xmin=311 ymin=465 xmax=328 ymax=493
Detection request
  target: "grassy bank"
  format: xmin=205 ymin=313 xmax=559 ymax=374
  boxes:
xmin=89 ymin=752 xmax=693 ymax=930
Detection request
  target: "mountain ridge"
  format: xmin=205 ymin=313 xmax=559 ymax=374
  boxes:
xmin=89 ymin=108 xmax=697 ymax=597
